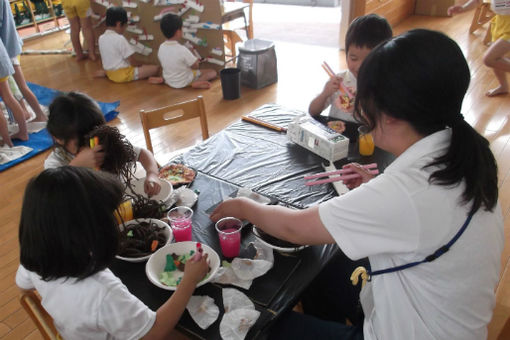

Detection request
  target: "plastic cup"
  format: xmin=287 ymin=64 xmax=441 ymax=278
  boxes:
xmin=167 ymin=206 xmax=193 ymax=242
xmin=358 ymin=126 xmax=375 ymax=156
xmin=215 ymin=217 xmax=243 ymax=258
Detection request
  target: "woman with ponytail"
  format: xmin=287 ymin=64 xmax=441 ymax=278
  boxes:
xmin=211 ymin=29 xmax=504 ymax=340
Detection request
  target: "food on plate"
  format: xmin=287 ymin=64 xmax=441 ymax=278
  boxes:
xmin=327 ymin=120 xmax=346 ymax=134
xmin=159 ymin=164 xmax=196 ymax=186
xmin=159 ymin=251 xmax=211 ymax=287
xmin=118 ymin=220 xmax=167 ymax=258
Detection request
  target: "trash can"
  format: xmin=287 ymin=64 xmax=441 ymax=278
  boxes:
xmin=238 ymin=39 xmax=277 ymax=89
xmin=220 ymin=68 xmax=241 ymax=100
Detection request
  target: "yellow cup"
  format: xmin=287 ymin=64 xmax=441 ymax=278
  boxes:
xmin=358 ymin=126 xmax=375 ymax=156
xmin=115 ymin=200 xmax=133 ymax=224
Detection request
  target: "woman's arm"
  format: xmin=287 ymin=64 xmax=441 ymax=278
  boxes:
xmin=211 ymin=198 xmax=335 ymax=245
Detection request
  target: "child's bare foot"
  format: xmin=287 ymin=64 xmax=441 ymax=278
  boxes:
xmin=75 ymin=54 xmax=88 ymax=61
xmin=94 ymin=70 xmax=106 ymax=78
xmin=486 ymin=85 xmax=509 ymax=97
xmin=191 ymin=81 xmax=211 ymax=89
xmin=32 ymin=115 xmax=48 ymax=122
xmin=148 ymin=77 xmax=164 ymax=84
xmin=11 ymin=131 xmax=29 ymax=141
xmin=89 ymin=54 xmax=98 ymax=62
xmin=0 ymin=138 xmax=13 ymax=147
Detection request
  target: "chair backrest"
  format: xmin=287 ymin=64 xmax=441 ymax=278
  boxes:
xmin=224 ymin=0 xmax=253 ymax=39
xmin=20 ymin=290 xmax=60 ymax=340
xmin=139 ymin=96 xmax=209 ymax=154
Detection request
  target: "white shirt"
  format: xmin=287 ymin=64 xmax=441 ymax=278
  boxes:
xmin=158 ymin=40 xmax=197 ymax=88
xmin=492 ymin=0 xmax=510 ymax=15
xmin=318 ymin=129 xmax=503 ymax=340
xmin=44 ymin=146 xmax=142 ymax=169
xmin=323 ymin=69 xmax=357 ymax=123
xmin=16 ymin=265 xmax=156 ymax=340
xmin=98 ymin=29 xmax=135 ymax=71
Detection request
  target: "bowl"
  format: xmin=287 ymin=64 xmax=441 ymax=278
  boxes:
xmin=145 ymin=241 xmax=220 ymax=291
xmin=116 ymin=218 xmax=173 ymax=263
xmin=127 ymin=177 xmax=173 ymax=203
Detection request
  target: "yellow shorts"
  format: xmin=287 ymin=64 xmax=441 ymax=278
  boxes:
xmin=105 ymin=66 xmax=137 ymax=83
xmin=0 ymin=76 xmax=8 ymax=83
xmin=62 ymin=0 xmax=90 ymax=19
xmin=491 ymin=15 xmax=510 ymax=42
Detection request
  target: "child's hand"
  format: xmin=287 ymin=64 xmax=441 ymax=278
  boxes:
xmin=341 ymin=163 xmax=374 ymax=190
xmin=183 ymin=253 xmax=209 ymax=285
xmin=447 ymin=5 xmax=463 ymax=16
xmin=72 ymin=145 xmax=104 ymax=169
xmin=144 ymin=172 xmax=161 ymax=197
xmin=323 ymin=76 xmax=342 ymax=97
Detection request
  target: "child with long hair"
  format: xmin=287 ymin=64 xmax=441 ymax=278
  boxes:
xmin=45 ymin=91 xmax=161 ymax=196
xmin=16 ymin=167 xmax=209 ymax=339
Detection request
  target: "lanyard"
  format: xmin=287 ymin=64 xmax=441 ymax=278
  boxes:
xmin=367 ymin=212 xmax=474 ymax=281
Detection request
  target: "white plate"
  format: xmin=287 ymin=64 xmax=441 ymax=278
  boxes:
xmin=252 ymin=227 xmax=307 ymax=253
xmin=146 ymin=241 xmax=220 ymax=291
xmin=116 ymin=219 xmax=173 ymax=262
xmin=127 ymin=177 xmax=173 ymax=203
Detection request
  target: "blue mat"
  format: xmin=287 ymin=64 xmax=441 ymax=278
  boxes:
xmin=0 ymin=83 xmax=120 ymax=172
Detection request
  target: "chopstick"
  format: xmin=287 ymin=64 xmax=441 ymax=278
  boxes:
xmin=241 ymin=115 xmax=287 ymax=133
xmin=321 ymin=61 xmax=354 ymax=100
xmin=304 ymin=163 xmax=378 ymax=180
xmin=305 ymin=172 xmax=378 ymax=186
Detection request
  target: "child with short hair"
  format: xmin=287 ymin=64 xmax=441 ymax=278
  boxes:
xmin=62 ymin=0 xmax=96 ymax=61
xmin=448 ymin=0 xmax=510 ymax=96
xmin=16 ymin=166 xmax=209 ymax=340
xmin=97 ymin=6 xmax=160 ymax=83
xmin=309 ymin=14 xmax=392 ymax=127
xmin=45 ymin=91 xmax=161 ymax=196
xmin=158 ymin=13 xmax=217 ymax=89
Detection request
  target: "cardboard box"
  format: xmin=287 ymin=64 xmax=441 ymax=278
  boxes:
xmin=287 ymin=115 xmax=349 ymax=162
xmin=415 ymin=0 xmax=455 ymax=17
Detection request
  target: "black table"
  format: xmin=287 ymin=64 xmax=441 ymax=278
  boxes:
xmin=111 ymin=104 xmax=394 ymax=339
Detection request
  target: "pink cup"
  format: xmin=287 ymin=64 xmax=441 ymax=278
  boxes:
xmin=215 ymin=217 xmax=243 ymax=258
xmin=167 ymin=206 xmax=193 ymax=242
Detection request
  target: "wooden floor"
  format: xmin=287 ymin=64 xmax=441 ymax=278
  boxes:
xmin=1 ymin=6 xmax=509 ymax=339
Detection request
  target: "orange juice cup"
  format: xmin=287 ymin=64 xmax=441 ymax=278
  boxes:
xmin=115 ymin=200 xmax=133 ymax=224
xmin=358 ymin=126 xmax=375 ymax=156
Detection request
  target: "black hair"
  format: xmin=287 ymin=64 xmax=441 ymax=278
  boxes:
xmin=19 ymin=167 xmax=124 ymax=281
xmin=160 ymin=13 xmax=183 ymax=39
xmin=353 ymin=29 xmax=498 ymax=214
xmin=47 ymin=91 xmax=105 ymax=149
xmin=345 ymin=14 xmax=393 ymax=52
xmin=105 ymin=6 xmax=128 ymax=27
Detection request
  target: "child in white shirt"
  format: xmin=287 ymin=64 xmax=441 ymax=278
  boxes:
xmin=97 ymin=7 xmax=160 ymax=83
xmin=158 ymin=13 xmax=216 ymax=89
xmin=16 ymin=166 xmax=209 ymax=340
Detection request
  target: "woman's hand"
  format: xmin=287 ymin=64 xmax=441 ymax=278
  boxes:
xmin=71 ymin=145 xmax=104 ymax=168
xmin=183 ymin=253 xmax=209 ymax=285
xmin=210 ymin=198 xmax=248 ymax=223
xmin=342 ymin=163 xmax=375 ymax=189
xmin=144 ymin=172 xmax=161 ymax=197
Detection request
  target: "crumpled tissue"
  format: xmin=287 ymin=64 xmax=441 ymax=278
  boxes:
xmin=185 ymin=295 xmax=220 ymax=330
xmin=220 ymin=288 xmax=260 ymax=340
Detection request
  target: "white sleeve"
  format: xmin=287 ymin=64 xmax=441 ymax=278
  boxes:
xmin=181 ymin=46 xmax=198 ymax=67
xmin=318 ymin=173 xmax=420 ymax=260
xmin=133 ymin=146 xmax=142 ymax=161
xmin=15 ymin=265 xmax=35 ymax=290
xmin=98 ymin=280 xmax=156 ymax=340
xmin=119 ymin=36 xmax=135 ymax=60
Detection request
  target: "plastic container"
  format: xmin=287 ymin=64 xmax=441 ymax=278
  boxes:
xmin=238 ymin=39 xmax=278 ymax=89
xmin=220 ymin=68 xmax=241 ymax=100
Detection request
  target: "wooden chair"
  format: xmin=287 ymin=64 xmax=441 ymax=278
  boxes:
xmin=470 ymin=0 xmax=494 ymax=45
xmin=139 ymin=96 xmax=209 ymax=155
xmin=222 ymin=0 xmax=254 ymax=61
xmin=20 ymin=290 xmax=60 ymax=340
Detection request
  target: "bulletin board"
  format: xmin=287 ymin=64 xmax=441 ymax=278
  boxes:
xmin=90 ymin=0 xmax=225 ymax=70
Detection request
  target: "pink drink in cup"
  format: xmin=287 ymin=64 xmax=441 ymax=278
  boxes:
xmin=168 ymin=206 xmax=193 ymax=242
xmin=215 ymin=217 xmax=243 ymax=258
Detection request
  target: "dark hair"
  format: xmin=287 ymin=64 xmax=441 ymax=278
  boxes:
xmin=47 ymin=91 xmax=105 ymax=149
xmin=19 ymin=167 xmax=124 ymax=280
xmin=345 ymin=14 xmax=392 ymax=52
xmin=105 ymin=6 xmax=128 ymax=27
xmin=353 ymin=29 xmax=498 ymax=214
xmin=160 ymin=13 xmax=182 ymax=39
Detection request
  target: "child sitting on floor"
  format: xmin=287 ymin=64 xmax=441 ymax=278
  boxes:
xmin=158 ymin=13 xmax=217 ymax=89
xmin=448 ymin=0 xmax=510 ymax=96
xmin=45 ymin=91 xmax=161 ymax=196
xmin=308 ymin=14 xmax=392 ymax=135
xmin=97 ymin=6 xmax=160 ymax=83
xmin=16 ymin=166 xmax=209 ymax=340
